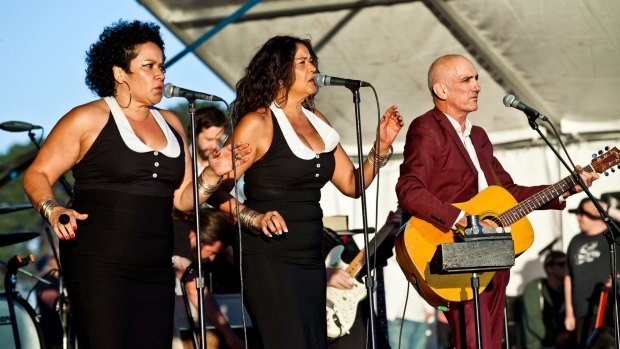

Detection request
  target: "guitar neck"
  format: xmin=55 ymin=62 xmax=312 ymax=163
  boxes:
xmin=345 ymin=223 xmax=396 ymax=278
xmin=499 ymin=164 xmax=595 ymax=226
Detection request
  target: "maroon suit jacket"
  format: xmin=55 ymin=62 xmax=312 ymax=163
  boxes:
xmin=396 ymin=107 xmax=564 ymax=231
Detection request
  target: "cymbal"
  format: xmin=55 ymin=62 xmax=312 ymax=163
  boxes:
xmin=0 ymin=232 xmax=39 ymax=247
xmin=0 ymin=204 xmax=32 ymax=215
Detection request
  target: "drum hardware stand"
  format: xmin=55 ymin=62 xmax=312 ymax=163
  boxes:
xmin=4 ymin=254 xmax=35 ymax=349
xmin=431 ymin=215 xmax=515 ymax=349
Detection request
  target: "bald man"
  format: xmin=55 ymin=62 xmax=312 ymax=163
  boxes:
xmin=395 ymin=54 xmax=598 ymax=348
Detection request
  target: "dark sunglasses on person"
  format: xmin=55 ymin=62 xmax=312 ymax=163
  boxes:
xmin=577 ymin=211 xmax=603 ymax=221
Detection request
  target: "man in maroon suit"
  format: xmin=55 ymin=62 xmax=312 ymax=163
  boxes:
xmin=395 ymin=54 xmax=598 ymax=348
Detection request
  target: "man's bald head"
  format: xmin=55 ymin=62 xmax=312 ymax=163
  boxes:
xmin=427 ymin=54 xmax=472 ymax=98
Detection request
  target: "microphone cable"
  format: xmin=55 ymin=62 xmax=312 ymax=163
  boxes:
xmin=228 ymin=101 xmax=251 ymax=349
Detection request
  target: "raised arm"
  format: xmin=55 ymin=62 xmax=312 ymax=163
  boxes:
xmin=329 ymin=104 xmax=403 ymax=197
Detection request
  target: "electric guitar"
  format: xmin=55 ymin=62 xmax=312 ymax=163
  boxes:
xmin=326 ymin=210 xmax=402 ymax=339
xmin=395 ymin=147 xmax=620 ymax=307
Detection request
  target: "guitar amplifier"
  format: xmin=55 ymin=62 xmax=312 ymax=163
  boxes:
xmin=430 ymin=238 xmax=515 ymax=274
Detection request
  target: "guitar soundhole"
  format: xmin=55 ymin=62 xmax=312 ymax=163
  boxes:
xmin=481 ymin=215 xmax=505 ymax=232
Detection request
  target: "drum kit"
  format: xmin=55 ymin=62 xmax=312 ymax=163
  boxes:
xmin=0 ymin=204 xmax=47 ymax=349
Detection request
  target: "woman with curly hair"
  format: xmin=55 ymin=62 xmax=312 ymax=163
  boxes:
xmin=212 ymin=35 xmax=404 ymax=348
xmin=22 ymin=19 xmax=248 ymax=348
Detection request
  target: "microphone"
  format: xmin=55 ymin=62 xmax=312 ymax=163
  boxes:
xmin=314 ymin=73 xmax=370 ymax=89
xmin=163 ymin=83 xmax=224 ymax=102
xmin=503 ymin=94 xmax=548 ymax=121
xmin=0 ymin=121 xmax=43 ymax=132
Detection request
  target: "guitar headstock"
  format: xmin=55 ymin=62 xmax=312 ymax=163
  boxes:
xmin=591 ymin=146 xmax=620 ymax=176
xmin=386 ymin=209 xmax=403 ymax=224
xmin=384 ymin=208 xmax=404 ymax=236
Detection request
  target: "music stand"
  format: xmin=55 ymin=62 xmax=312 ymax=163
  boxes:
xmin=431 ymin=215 xmax=515 ymax=349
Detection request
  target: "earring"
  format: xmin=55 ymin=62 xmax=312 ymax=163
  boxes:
xmin=115 ymin=81 xmax=132 ymax=108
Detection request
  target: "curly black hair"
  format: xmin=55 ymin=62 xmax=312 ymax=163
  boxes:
xmin=231 ymin=35 xmax=319 ymax=123
xmin=85 ymin=19 xmax=165 ymax=97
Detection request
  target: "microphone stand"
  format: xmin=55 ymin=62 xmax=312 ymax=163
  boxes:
xmin=345 ymin=84 xmax=378 ymax=349
xmin=28 ymin=128 xmax=76 ymax=349
xmin=524 ymin=111 xmax=620 ymax=348
xmin=186 ymin=98 xmax=209 ymax=349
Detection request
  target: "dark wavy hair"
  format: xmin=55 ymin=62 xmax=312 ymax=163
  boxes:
xmin=85 ymin=19 xmax=165 ymax=97
xmin=231 ymin=35 xmax=319 ymax=123
xmin=192 ymin=106 xmax=229 ymax=135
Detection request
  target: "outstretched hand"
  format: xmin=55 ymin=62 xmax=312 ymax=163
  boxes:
xmin=208 ymin=142 xmax=251 ymax=176
xmin=50 ymin=208 xmax=89 ymax=240
xmin=376 ymin=104 xmax=404 ymax=151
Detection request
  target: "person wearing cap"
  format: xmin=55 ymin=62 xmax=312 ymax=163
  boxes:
xmin=564 ymin=198 xmax=618 ymax=348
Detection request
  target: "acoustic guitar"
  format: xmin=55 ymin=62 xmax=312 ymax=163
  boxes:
xmin=395 ymin=147 xmax=620 ymax=307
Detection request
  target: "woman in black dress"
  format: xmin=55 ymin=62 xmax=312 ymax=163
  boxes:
xmin=213 ymin=35 xmax=403 ymax=348
xmin=22 ymin=20 xmax=248 ymax=348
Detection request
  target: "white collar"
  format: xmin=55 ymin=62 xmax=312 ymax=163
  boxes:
xmin=269 ymin=102 xmax=339 ymax=160
xmin=104 ymin=97 xmax=180 ymax=157
xmin=444 ymin=112 xmax=473 ymax=138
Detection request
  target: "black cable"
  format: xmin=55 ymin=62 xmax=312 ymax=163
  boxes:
xmin=228 ymin=102 xmax=249 ymax=349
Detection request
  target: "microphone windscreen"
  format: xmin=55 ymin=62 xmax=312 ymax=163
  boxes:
xmin=163 ymin=83 xmax=175 ymax=98
xmin=315 ymin=73 xmax=326 ymax=87
xmin=503 ymin=94 xmax=516 ymax=108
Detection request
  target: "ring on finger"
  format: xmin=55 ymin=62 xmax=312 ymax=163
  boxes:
xmin=59 ymin=214 xmax=70 ymax=225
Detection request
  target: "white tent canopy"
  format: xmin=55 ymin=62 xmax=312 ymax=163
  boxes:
xmin=139 ymin=0 xmax=620 ymax=295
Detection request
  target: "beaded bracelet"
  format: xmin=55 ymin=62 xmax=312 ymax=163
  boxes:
xmin=37 ymin=196 xmax=61 ymax=223
xmin=197 ymin=173 xmax=222 ymax=196
xmin=239 ymin=207 xmax=261 ymax=232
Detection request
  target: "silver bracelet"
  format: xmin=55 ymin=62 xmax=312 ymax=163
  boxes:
xmin=368 ymin=142 xmax=393 ymax=168
xmin=197 ymin=173 xmax=221 ymax=196
xmin=239 ymin=207 xmax=261 ymax=232
xmin=37 ymin=196 xmax=61 ymax=223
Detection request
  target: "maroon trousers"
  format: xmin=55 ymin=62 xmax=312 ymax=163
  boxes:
xmin=444 ymin=269 xmax=510 ymax=349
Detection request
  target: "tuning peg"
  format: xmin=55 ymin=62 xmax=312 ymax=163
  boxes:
xmin=598 ymin=150 xmax=604 ymax=155
xmin=605 ymin=172 xmax=610 ymax=176
xmin=592 ymin=153 xmax=598 ymax=158
xmin=605 ymin=146 xmax=610 ymax=151
xmin=612 ymin=168 xmax=616 ymax=173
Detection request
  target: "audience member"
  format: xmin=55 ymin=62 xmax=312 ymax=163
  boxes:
xmin=521 ymin=250 xmax=571 ymax=349
xmin=565 ymin=198 xmax=618 ymax=348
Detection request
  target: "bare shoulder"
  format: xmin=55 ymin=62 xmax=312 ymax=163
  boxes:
xmin=236 ymin=108 xmax=271 ymax=135
xmin=54 ymin=99 xmax=109 ymax=135
xmin=233 ymin=108 xmax=273 ymax=158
